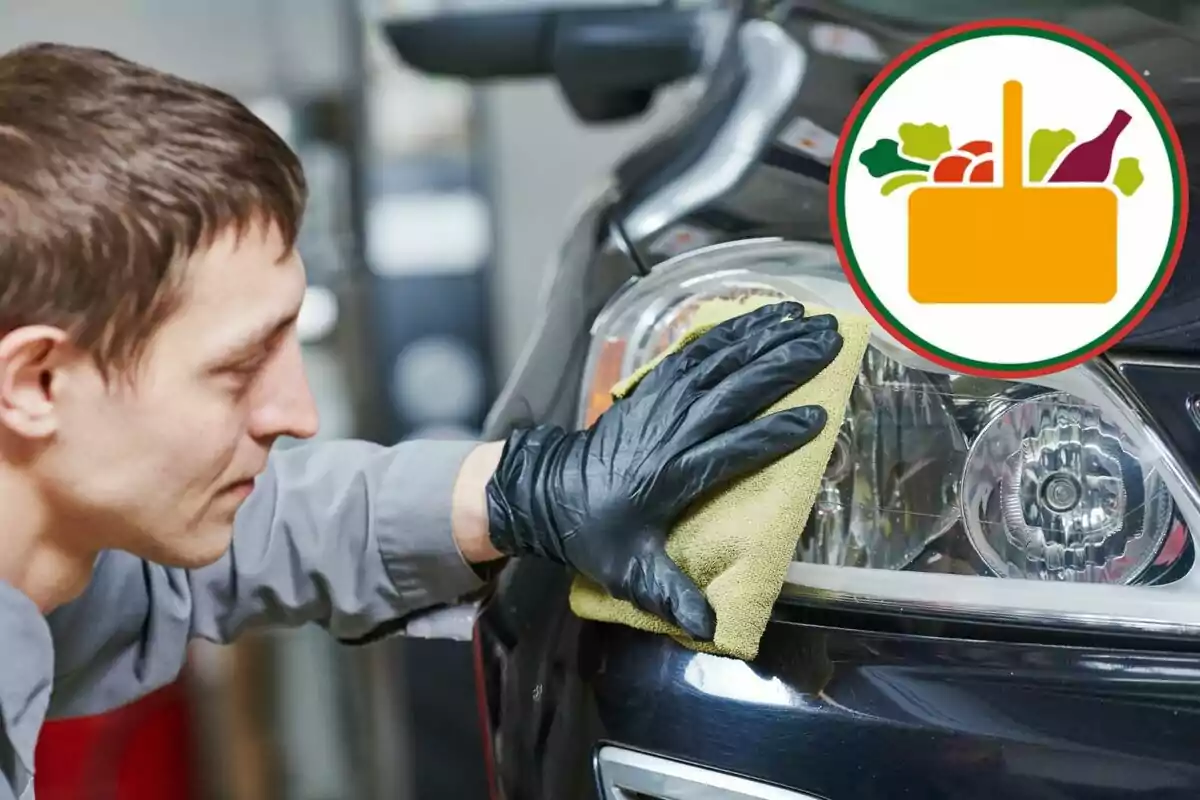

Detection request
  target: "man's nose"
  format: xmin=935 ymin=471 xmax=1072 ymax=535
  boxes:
xmin=249 ymin=334 xmax=320 ymax=442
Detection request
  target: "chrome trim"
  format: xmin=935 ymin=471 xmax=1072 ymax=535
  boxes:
xmin=621 ymin=19 xmax=808 ymax=242
xmin=595 ymin=747 xmax=824 ymax=800
xmin=780 ymin=562 xmax=1200 ymax=637
xmin=1109 ymin=353 xmax=1200 ymax=370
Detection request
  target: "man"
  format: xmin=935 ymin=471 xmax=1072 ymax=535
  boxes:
xmin=0 ymin=43 xmax=842 ymax=799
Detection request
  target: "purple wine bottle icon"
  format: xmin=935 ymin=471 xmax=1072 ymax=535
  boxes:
xmin=1048 ymin=109 xmax=1132 ymax=182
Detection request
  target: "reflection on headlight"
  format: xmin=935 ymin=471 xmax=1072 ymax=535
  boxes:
xmin=962 ymin=391 xmax=1176 ymax=584
xmin=799 ymin=348 xmax=965 ymax=570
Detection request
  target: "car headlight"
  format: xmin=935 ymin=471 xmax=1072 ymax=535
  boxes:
xmin=961 ymin=388 xmax=1179 ymax=584
xmin=578 ymin=239 xmax=1200 ymax=629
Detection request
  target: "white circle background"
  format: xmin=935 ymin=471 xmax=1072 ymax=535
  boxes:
xmin=842 ymin=33 xmax=1176 ymax=366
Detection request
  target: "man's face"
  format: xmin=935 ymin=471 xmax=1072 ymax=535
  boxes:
xmin=34 ymin=225 xmax=319 ymax=567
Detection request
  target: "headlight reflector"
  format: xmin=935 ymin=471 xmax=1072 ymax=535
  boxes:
xmin=962 ymin=390 xmax=1176 ymax=584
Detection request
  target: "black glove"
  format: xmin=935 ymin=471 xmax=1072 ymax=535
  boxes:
xmin=484 ymin=301 xmax=843 ymax=641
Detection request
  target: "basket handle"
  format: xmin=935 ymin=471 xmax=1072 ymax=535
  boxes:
xmin=1003 ymin=79 xmax=1023 ymax=189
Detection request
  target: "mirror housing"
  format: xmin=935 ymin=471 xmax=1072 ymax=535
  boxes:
xmin=382 ymin=6 xmax=712 ymax=123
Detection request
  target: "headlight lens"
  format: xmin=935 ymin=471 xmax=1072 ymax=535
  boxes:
xmin=962 ymin=389 xmax=1178 ymax=584
xmin=806 ymin=348 xmax=965 ymax=571
xmin=579 ymin=240 xmax=1194 ymax=597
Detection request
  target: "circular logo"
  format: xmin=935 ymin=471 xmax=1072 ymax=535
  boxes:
xmin=830 ymin=19 xmax=1188 ymax=378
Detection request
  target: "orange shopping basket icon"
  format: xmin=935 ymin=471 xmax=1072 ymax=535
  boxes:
xmin=908 ymin=80 xmax=1118 ymax=304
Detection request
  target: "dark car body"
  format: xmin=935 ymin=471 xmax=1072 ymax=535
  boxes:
xmin=387 ymin=3 xmax=1200 ymax=798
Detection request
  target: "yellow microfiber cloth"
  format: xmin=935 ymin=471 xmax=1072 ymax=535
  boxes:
xmin=568 ymin=297 xmax=871 ymax=661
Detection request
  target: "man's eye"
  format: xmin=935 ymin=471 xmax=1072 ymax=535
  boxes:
xmin=220 ymin=360 xmax=265 ymax=389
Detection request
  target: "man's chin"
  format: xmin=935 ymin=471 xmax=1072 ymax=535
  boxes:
xmin=154 ymin=523 xmax=236 ymax=569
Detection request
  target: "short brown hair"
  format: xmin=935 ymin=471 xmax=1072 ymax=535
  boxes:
xmin=0 ymin=43 xmax=307 ymax=373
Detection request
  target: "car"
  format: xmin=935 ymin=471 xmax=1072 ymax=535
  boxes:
xmin=386 ymin=2 xmax=1200 ymax=798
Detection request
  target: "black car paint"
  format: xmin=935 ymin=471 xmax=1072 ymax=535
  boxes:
xmin=463 ymin=3 xmax=1200 ymax=798
xmin=587 ymin=622 xmax=1200 ymax=799
xmin=474 ymin=566 xmax=1200 ymax=799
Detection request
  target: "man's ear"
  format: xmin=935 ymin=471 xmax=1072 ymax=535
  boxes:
xmin=0 ymin=326 xmax=74 ymax=439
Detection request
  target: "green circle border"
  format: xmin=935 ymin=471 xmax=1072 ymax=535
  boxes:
xmin=834 ymin=24 xmax=1183 ymax=373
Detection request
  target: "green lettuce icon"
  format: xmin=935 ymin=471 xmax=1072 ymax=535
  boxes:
xmin=898 ymin=122 xmax=952 ymax=161
xmin=859 ymin=139 xmax=930 ymax=177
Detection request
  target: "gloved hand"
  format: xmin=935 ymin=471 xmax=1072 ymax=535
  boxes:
xmin=484 ymin=301 xmax=843 ymax=641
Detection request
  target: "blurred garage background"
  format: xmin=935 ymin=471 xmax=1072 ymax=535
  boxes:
xmin=0 ymin=0 xmax=689 ymax=798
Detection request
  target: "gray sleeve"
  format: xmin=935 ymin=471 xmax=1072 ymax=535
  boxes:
xmin=189 ymin=437 xmax=487 ymax=642
xmin=46 ymin=437 xmax=488 ymax=718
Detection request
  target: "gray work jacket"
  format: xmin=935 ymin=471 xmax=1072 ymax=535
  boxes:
xmin=0 ymin=437 xmax=488 ymax=799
